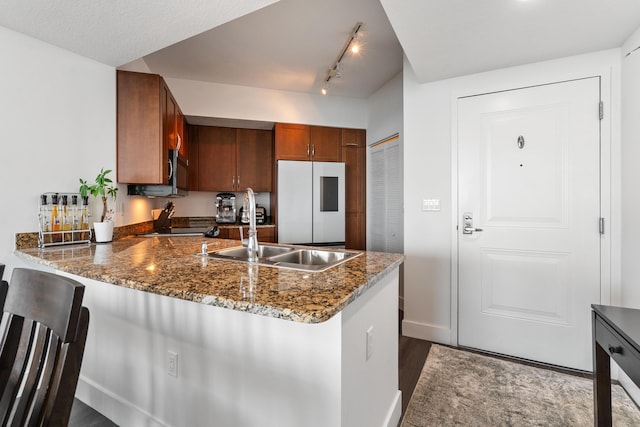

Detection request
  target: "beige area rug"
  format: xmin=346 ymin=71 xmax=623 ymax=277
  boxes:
xmin=401 ymin=344 xmax=640 ymax=426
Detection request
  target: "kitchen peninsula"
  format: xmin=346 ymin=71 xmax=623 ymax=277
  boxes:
xmin=15 ymin=236 xmax=403 ymax=427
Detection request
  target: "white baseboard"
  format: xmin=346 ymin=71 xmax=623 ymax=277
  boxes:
xmin=402 ymin=319 xmax=452 ymax=344
xmin=76 ymin=376 xmax=168 ymax=427
xmin=383 ymin=390 xmax=402 ymax=427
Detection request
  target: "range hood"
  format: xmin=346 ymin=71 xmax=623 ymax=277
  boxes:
xmin=127 ymin=150 xmax=188 ymax=198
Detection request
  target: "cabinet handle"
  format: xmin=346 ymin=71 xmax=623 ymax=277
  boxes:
xmin=167 ymin=158 xmax=173 ymax=180
xmin=237 ymin=176 xmax=240 ymax=189
xmin=232 ymin=176 xmax=235 ymax=189
xmin=608 ymin=345 xmax=623 ymax=354
xmin=307 ymin=144 xmax=310 ymax=157
xmin=344 ymin=143 xmax=359 ymax=147
xmin=312 ymin=144 xmax=315 ymax=157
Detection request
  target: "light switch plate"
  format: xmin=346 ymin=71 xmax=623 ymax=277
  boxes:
xmin=422 ymin=199 xmax=441 ymax=212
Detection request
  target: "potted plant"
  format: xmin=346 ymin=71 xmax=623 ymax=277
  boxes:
xmin=79 ymin=168 xmax=118 ymax=243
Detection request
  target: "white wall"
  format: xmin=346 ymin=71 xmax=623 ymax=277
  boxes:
xmin=0 ymin=25 xmax=153 ymax=273
xmin=366 ymin=73 xmax=403 ymax=250
xmin=166 ymin=77 xmax=367 ymax=129
xmin=366 ymin=73 xmax=403 ymax=145
xmin=402 ymin=49 xmax=621 ymax=343
xmin=621 ymin=27 xmax=640 ymax=308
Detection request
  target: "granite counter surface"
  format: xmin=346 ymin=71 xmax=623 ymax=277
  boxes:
xmin=15 ymin=237 xmax=403 ymax=323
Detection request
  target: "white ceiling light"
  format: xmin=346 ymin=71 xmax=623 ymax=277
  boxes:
xmin=322 ymin=22 xmax=363 ymax=95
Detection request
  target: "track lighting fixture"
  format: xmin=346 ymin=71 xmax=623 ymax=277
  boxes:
xmin=321 ymin=22 xmax=363 ymax=95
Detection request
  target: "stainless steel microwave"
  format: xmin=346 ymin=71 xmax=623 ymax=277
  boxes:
xmin=127 ymin=150 xmax=188 ymax=197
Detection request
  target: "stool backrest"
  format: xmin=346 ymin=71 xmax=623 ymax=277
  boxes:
xmin=0 ymin=268 xmax=89 ymax=426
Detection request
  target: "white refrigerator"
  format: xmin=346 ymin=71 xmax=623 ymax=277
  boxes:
xmin=277 ymin=160 xmax=345 ymax=245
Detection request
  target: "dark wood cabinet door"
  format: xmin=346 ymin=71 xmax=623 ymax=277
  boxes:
xmin=197 ymin=126 xmax=237 ymax=192
xmin=164 ymin=85 xmax=177 ymax=153
xmin=274 ymin=123 xmax=311 ymax=160
xmin=342 ymin=128 xmax=366 ymax=250
xmin=237 ymin=129 xmax=273 ymax=192
xmin=187 ymin=125 xmax=199 ymax=191
xmin=226 ymin=227 xmax=275 ymax=243
xmin=117 ymin=71 xmax=165 ymax=184
xmin=342 ymin=128 xmax=366 ymax=215
xmin=117 ymin=71 xmax=190 ymax=186
xmin=345 ymin=212 xmax=365 ymax=250
xmin=310 ymin=126 xmax=342 ymax=162
xmin=177 ymin=110 xmax=187 ymax=158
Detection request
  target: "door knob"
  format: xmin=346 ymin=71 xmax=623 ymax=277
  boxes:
xmin=464 ymin=226 xmax=483 ymax=234
xmin=463 ymin=213 xmax=483 ymax=234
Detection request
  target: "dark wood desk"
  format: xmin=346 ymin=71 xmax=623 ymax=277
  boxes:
xmin=592 ymin=304 xmax=640 ymax=426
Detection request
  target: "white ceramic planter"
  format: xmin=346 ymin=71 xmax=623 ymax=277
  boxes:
xmin=93 ymin=221 xmax=114 ymax=243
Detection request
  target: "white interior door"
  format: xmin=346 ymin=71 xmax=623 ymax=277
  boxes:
xmin=457 ymin=77 xmax=601 ymax=371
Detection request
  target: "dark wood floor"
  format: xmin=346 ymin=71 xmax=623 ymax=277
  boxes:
xmin=70 ymin=313 xmax=433 ymax=427
xmin=398 ymin=334 xmax=431 ymax=416
xmin=69 ymin=398 xmax=117 ymax=427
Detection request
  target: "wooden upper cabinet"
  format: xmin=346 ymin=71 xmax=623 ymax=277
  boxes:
xmin=117 ymin=70 xmax=186 ymax=185
xmin=177 ymin=110 xmax=186 ymax=158
xmin=117 ymin=71 xmax=165 ymax=184
xmin=197 ymin=126 xmax=237 ymax=192
xmin=195 ymin=126 xmax=274 ymax=192
xmin=236 ymin=129 xmax=273 ymax=192
xmin=274 ymin=123 xmax=310 ymax=161
xmin=274 ymin=123 xmax=341 ymax=162
xmin=187 ymin=124 xmax=199 ymax=191
xmin=310 ymin=126 xmax=342 ymax=162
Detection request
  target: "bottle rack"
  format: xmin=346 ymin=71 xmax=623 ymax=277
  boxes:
xmin=38 ymin=192 xmax=92 ymax=248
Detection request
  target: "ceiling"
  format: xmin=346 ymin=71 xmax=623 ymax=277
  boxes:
xmin=380 ymin=0 xmax=640 ymax=83
xmin=142 ymin=0 xmax=403 ymax=99
xmin=1 ymin=0 xmax=640 ymax=99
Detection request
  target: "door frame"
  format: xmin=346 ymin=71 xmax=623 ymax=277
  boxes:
xmin=450 ymin=68 xmax=616 ymax=346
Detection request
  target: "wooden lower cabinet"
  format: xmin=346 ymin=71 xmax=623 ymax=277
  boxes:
xmin=217 ymin=226 xmax=276 ymax=243
xmin=345 ymin=213 xmax=365 ymax=250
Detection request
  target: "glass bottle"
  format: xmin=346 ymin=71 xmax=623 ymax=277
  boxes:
xmin=51 ymin=193 xmax=61 ymax=243
xmin=40 ymin=194 xmax=51 ymax=245
xmin=71 ymin=195 xmax=79 ymax=241
xmin=61 ymin=195 xmax=71 ymax=242
xmin=81 ymin=196 xmax=90 ymax=241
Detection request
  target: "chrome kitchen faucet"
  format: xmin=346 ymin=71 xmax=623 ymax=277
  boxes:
xmin=241 ymin=188 xmax=259 ymax=262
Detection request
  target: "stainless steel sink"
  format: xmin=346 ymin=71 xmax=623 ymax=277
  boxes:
xmin=268 ymin=249 xmax=352 ymax=266
xmin=212 ymin=245 xmax=295 ymax=259
xmin=205 ymin=244 xmax=361 ymax=272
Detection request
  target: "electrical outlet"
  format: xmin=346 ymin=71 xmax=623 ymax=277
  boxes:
xmin=366 ymin=326 xmax=374 ymax=361
xmin=168 ymin=351 xmax=178 ymax=377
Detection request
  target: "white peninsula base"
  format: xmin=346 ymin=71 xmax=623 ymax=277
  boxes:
xmin=62 ymin=268 xmax=401 ymax=427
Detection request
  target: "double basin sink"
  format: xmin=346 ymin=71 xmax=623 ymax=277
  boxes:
xmin=206 ymin=244 xmax=361 ymax=272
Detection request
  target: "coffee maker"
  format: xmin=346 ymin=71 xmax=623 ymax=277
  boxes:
xmin=215 ymin=193 xmax=236 ymax=223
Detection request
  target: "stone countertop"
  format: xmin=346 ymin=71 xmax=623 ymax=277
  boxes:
xmin=14 ymin=237 xmax=403 ymax=324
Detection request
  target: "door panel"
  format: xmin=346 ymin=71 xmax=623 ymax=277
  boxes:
xmin=458 ymin=77 xmax=601 ymax=371
xmin=483 ymin=107 xmax=567 ymax=227
xmin=480 ymin=249 xmax=570 ymax=324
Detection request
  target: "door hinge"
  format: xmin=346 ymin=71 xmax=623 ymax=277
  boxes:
xmin=599 ymin=101 xmax=604 ymax=120
xmin=599 ymin=217 xmax=605 ymax=235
